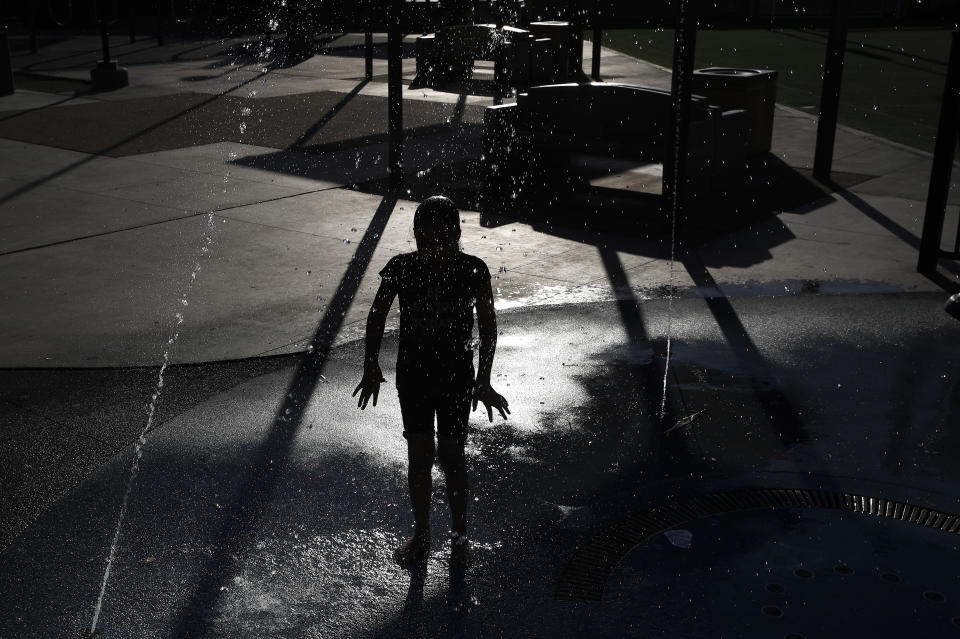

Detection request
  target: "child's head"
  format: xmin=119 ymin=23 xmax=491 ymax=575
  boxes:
xmin=413 ymin=196 xmax=461 ymax=255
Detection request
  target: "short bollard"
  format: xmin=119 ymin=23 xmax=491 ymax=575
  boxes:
xmin=0 ymin=32 xmax=14 ymax=96
xmin=90 ymin=17 xmax=129 ymax=90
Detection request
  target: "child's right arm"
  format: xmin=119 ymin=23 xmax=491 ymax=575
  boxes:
xmin=353 ymin=280 xmax=397 ymax=409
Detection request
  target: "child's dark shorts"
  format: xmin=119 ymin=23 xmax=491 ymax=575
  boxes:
xmin=397 ymin=376 xmax=473 ymax=440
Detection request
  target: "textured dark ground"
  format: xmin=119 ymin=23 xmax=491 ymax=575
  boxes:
xmin=2 ymin=293 xmax=958 ymax=637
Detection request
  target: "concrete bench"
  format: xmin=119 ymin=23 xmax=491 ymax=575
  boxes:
xmin=483 ymin=82 xmax=749 ymax=202
xmin=415 ymin=24 xmax=555 ymax=89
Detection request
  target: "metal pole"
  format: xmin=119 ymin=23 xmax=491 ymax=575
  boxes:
xmin=590 ymin=0 xmax=601 ymax=79
xmin=28 ymin=0 xmax=37 ymax=53
xmin=813 ymin=0 xmax=849 ymax=180
xmin=129 ymin=0 xmax=136 ymax=43
xmin=567 ymin=0 xmax=583 ymax=78
xmin=918 ymin=26 xmax=960 ymax=273
xmin=156 ymin=0 xmax=164 ymax=46
xmin=365 ymin=31 xmax=373 ymax=80
xmin=0 ymin=32 xmax=15 ymax=96
xmin=100 ymin=16 xmax=111 ymax=62
xmin=365 ymin=0 xmax=373 ymax=82
xmin=591 ymin=27 xmax=601 ymax=80
xmin=663 ymin=0 xmax=696 ymax=229
xmin=387 ymin=0 xmax=403 ymax=190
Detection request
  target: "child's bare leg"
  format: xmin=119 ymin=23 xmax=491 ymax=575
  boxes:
xmin=406 ymin=433 xmax=435 ymax=533
xmin=437 ymin=436 xmax=468 ymax=535
xmin=395 ymin=433 xmax=434 ymax=565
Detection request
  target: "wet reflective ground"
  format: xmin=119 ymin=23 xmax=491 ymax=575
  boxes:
xmin=1 ymin=293 xmax=957 ymax=637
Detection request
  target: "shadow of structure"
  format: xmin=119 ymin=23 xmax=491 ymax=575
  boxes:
xmin=481 ymin=154 xmax=873 ymax=239
xmin=169 ymin=194 xmax=397 ymax=638
xmin=232 ymin=92 xmax=483 ymax=190
xmin=680 ymin=252 xmax=807 ymax=445
xmin=322 ymin=40 xmax=418 ymax=60
xmin=0 ymin=70 xmax=276 ymax=253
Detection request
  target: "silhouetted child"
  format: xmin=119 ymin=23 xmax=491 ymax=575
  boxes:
xmin=353 ymin=195 xmax=509 ymax=566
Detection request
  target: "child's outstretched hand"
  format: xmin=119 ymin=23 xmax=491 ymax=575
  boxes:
xmin=472 ymin=381 xmax=510 ymax=422
xmin=353 ymin=363 xmax=386 ymax=409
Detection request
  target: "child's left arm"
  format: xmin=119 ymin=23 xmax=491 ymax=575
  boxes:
xmin=473 ymin=277 xmax=510 ymax=422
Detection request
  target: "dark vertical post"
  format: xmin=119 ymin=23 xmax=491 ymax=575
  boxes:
xmin=156 ymin=0 xmax=164 ymax=46
xmin=387 ymin=0 xmax=403 ymax=190
xmin=567 ymin=0 xmax=583 ymax=77
xmin=28 ymin=0 xmax=37 ymax=53
xmin=0 ymin=31 xmax=15 ymax=96
xmin=100 ymin=9 xmax=112 ymax=62
xmin=663 ymin=0 xmax=696 ymax=229
xmin=364 ymin=0 xmax=373 ymax=81
xmin=813 ymin=0 xmax=849 ymax=180
xmin=591 ymin=27 xmax=601 ymax=79
xmin=365 ymin=32 xmax=374 ymax=80
xmin=918 ymin=26 xmax=960 ymax=273
xmin=129 ymin=0 xmax=136 ymax=43
xmin=590 ymin=0 xmax=600 ymax=80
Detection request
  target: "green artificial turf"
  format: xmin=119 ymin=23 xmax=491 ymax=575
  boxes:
xmin=594 ymin=27 xmax=952 ymax=153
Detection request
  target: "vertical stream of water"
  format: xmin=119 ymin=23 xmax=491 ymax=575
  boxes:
xmin=659 ymin=1 xmax=690 ymax=420
xmin=89 ymin=213 xmax=217 ymax=636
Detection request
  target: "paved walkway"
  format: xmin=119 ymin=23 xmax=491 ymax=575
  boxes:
xmin=1 ymin=29 xmax=959 ymax=638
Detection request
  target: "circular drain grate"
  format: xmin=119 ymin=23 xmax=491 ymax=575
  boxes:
xmin=556 ymin=488 xmax=960 ymax=602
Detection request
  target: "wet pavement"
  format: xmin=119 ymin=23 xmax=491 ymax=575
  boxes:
xmin=2 ymin=293 xmax=959 ymax=637
xmin=1 ymin=28 xmax=960 ymax=638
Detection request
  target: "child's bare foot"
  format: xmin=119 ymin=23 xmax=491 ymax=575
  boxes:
xmin=450 ymin=531 xmax=470 ymax=567
xmin=393 ymin=530 xmax=431 ymax=566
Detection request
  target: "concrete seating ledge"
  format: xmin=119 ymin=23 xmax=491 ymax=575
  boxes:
xmin=483 ymin=81 xmax=751 ymax=205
